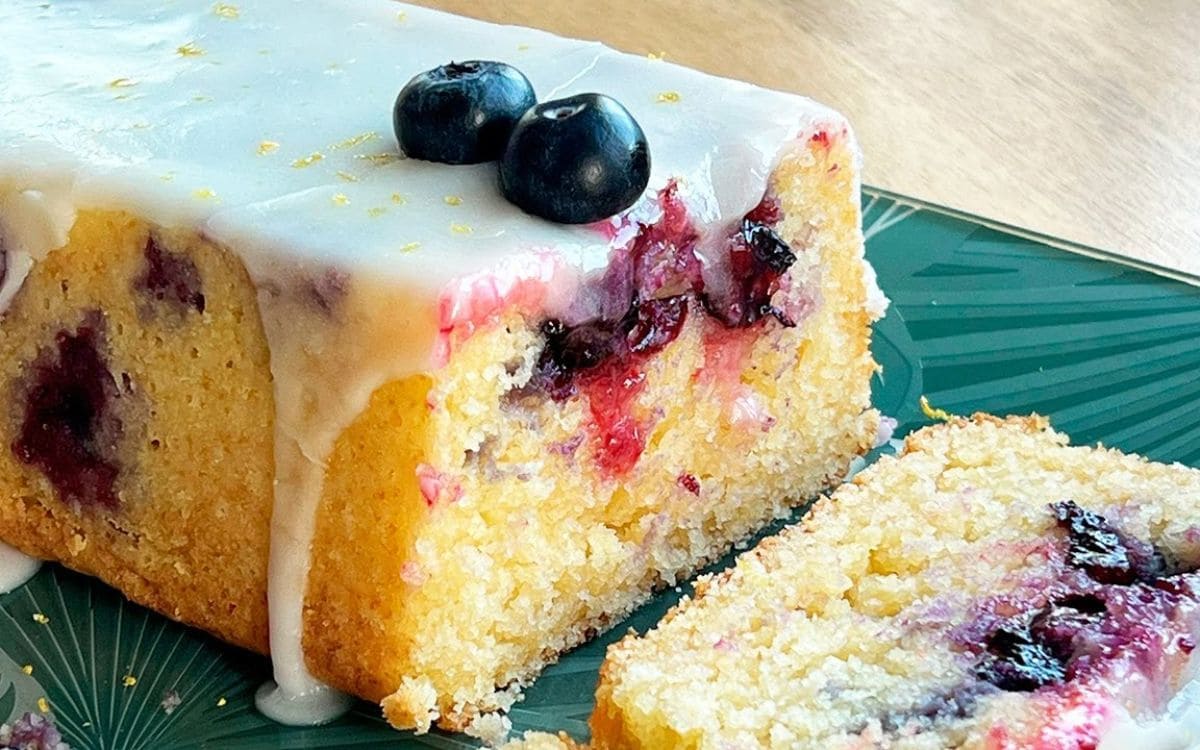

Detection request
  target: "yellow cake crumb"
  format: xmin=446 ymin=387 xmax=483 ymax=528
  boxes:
xmin=31 ymin=613 xmax=48 ymax=624
xmin=656 ymin=91 xmax=681 ymax=103
xmin=122 ymin=675 xmax=137 ymax=687
xmin=443 ymin=195 xmax=463 ymax=206
xmin=216 ymin=697 xmax=227 ymax=707
xmin=37 ymin=698 xmax=49 ymax=714
xmin=257 ymin=140 xmax=280 ymax=155
xmin=212 ymin=3 xmax=240 ymax=19
xmin=21 ymin=664 xmax=33 ymax=676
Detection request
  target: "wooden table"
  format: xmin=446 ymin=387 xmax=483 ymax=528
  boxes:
xmin=417 ymin=0 xmax=1200 ymax=279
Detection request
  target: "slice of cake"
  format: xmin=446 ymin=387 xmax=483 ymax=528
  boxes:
xmin=0 ymin=0 xmax=882 ymax=735
xmin=588 ymin=415 xmax=1200 ymax=749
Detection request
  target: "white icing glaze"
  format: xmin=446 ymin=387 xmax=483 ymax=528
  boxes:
xmin=1098 ymin=678 xmax=1200 ymax=750
xmin=0 ymin=541 xmax=40 ymax=595
xmin=0 ymin=0 xmax=861 ymax=717
xmin=254 ymin=679 xmax=355 ymax=727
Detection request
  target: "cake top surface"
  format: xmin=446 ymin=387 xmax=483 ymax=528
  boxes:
xmin=0 ymin=0 xmax=844 ymax=289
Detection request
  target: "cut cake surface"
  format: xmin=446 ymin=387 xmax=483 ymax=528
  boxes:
xmin=586 ymin=415 xmax=1200 ymax=749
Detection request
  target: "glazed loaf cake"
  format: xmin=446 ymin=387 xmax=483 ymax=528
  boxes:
xmin=571 ymin=416 xmax=1200 ymax=749
xmin=0 ymin=0 xmax=882 ymax=735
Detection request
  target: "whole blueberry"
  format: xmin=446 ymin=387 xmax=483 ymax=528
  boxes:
xmin=500 ymin=93 xmax=651 ymax=224
xmin=393 ymin=61 xmax=536 ymax=164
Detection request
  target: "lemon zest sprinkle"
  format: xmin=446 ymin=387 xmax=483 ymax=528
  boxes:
xmin=122 ymin=675 xmax=138 ymax=687
xmin=213 ymin=3 xmax=240 ymax=19
xmin=176 ymin=41 xmax=206 ymax=57
xmin=331 ymin=131 xmax=378 ymax=150
xmin=443 ymin=195 xmax=463 ymax=206
xmin=21 ymin=664 xmax=33 ymax=676
xmin=355 ymin=153 xmax=399 ymax=166
xmin=656 ymin=91 xmax=681 ymax=104
xmin=257 ymin=140 xmax=280 ymax=155
xmin=450 ymin=223 xmax=472 ymax=235
xmin=32 ymin=613 xmax=49 ymax=625
xmin=331 ymin=193 xmax=350 ymax=206
xmin=919 ymin=395 xmax=955 ymax=422
xmin=37 ymin=698 xmax=49 ymax=714
xmin=291 ymin=152 xmax=324 ymax=168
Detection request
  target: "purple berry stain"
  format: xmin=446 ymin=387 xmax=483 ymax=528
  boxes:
xmin=0 ymin=229 xmax=8 ymax=292
xmin=703 ymin=212 xmax=798 ymax=329
xmin=0 ymin=712 xmax=66 ymax=750
xmin=13 ymin=315 xmax=124 ymax=509
xmin=969 ymin=501 xmax=1195 ymax=696
xmin=523 ymin=185 xmax=799 ymax=475
xmin=137 ymin=235 xmax=205 ymax=314
xmin=533 ymin=296 xmax=688 ymax=477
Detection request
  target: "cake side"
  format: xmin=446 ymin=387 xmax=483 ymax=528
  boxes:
xmin=0 ymin=209 xmax=274 ymax=652
xmin=591 ymin=415 xmax=1200 ymax=749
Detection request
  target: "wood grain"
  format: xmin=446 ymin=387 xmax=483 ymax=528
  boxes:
xmin=415 ymin=0 xmax=1200 ymax=277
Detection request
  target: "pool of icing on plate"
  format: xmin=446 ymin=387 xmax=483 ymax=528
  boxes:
xmin=0 ymin=542 xmax=40 ymax=595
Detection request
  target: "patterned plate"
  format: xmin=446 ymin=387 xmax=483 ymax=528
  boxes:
xmin=4 ymin=190 xmax=1199 ymax=749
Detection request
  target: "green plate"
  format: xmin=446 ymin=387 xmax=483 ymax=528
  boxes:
xmin=4 ymin=191 xmax=1199 ymax=749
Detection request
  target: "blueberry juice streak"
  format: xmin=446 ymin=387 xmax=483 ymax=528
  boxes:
xmin=953 ymin=501 xmax=1200 ymax=746
xmin=526 ymin=182 xmax=801 ymax=476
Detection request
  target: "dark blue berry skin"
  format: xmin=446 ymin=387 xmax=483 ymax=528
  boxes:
xmin=393 ymin=61 xmax=536 ymax=164
xmin=500 ymin=93 xmax=651 ymax=224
